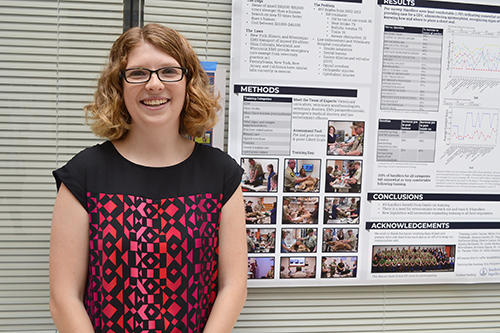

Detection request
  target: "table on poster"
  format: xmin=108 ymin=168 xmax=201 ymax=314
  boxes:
xmin=381 ymin=25 xmax=443 ymax=112
xmin=242 ymin=96 xmax=293 ymax=156
xmin=377 ymin=119 xmax=437 ymax=162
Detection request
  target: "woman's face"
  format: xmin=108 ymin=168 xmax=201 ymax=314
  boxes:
xmin=123 ymin=42 xmax=186 ymax=133
xmin=329 ymin=126 xmax=334 ymax=134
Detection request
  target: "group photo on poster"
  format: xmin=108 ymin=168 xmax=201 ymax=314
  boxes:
xmin=322 ymin=228 xmax=359 ymax=253
xmin=244 ymin=196 xmax=277 ymax=224
xmin=321 ymin=256 xmax=358 ymax=279
xmin=327 ymin=121 xmax=364 ymax=156
xmin=324 ymin=197 xmax=360 ymax=224
xmin=280 ymin=257 xmax=317 ymax=279
xmin=282 ymin=196 xmax=319 ymax=224
xmin=246 ymin=228 xmax=276 ymax=253
xmin=241 ymin=158 xmax=278 ymax=192
xmin=371 ymin=246 xmax=456 ymax=273
xmin=281 ymin=228 xmax=318 ymax=253
xmin=283 ymin=158 xmax=321 ymax=193
xmin=248 ymin=257 xmax=275 ymax=279
xmin=325 ymin=160 xmax=362 ymax=194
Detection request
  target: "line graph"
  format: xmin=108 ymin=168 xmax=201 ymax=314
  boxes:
xmin=451 ymin=33 xmax=500 ymax=80
xmin=441 ymin=107 xmax=498 ymax=164
xmin=449 ymin=107 xmax=498 ymax=147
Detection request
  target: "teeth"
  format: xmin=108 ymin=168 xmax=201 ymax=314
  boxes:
xmin=143 ymin=99 xmax=167 ymax=106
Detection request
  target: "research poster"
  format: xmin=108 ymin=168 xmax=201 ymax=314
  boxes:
xmin=229 ymin=0 xmax=500 ymax=286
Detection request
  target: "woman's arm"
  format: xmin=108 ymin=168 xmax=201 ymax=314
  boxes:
xmin=49 ymin=183 xmax=95 ymax=332
xmin=295 ymin=175 xmax=311 ymax=184
xmin=203 ymin=186 xmax=248 ymax=333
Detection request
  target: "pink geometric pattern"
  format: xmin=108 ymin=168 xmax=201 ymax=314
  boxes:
xmin=85 ymin=192 xmax=222 ymax=333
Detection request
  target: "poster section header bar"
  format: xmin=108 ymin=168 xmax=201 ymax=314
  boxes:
xmin=234 ymin=85 xmax=357 ymax=98
xmin=368 ymin=193 xmax=500 ymax=201
xmin=366 ymin=221 xmax=500 ymax=229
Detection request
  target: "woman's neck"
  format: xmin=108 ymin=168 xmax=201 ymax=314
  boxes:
xmin=112 ymin=127 xmax=195 ymax=167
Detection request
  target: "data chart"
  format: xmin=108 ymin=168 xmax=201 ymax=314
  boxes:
xmin=448 ymin=107 xmax=498 ymax=147
xmin=451 ymin=33 xmax=500 ymax=80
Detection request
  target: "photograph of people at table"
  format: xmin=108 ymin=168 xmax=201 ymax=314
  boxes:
xmin=282 ymin=196 xmax=319 ymax=224
xmin=241 ymin=158 xmax=278 ymax=192
xmin=322 ymin=228 xmax=359 ymax=253
xmin=324 ymin=197 xmax=360 ymax=224
xmin=244 ymin=196 xmax=277 ymax=224
xmin=279 ymin=257 xmax=316 ymax=279
xmin=321 ymin=256 xmax=358 ymax=278
xmin=283 ymin=158 xmax=321 ymax=192
xmin=281 ymin=228 xmax=318 ymax=253
xmin=325 ymin=160 xmax=362 ymax=193
xmin=327 ymin=121 xmax=364 ymax=156
xmin=246 ymin=228 xmax=276 ymax=253
xmin=247 ymin=257 xmax=275 ymax=280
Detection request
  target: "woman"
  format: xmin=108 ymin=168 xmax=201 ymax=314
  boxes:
xmin=337 ymin=229 xmax=345 ymax=241
xmin=310 ymin=201 xmax=319 ymax=224
xmin=270 ymin=201 xmax=277 ymax=224
xmin=325 ymin=165 xmax=334 ymax=192
xmin=49 ymin=24 xmax=247 ymax=333
xmin=327 ymin=125 xmax=337 ymax=144
xmin=266 ymin=164 xmax=276 ymax=192
xmin=299 ymin=167 xmax=307 ymax=178
xmin=269 ymin=173 xmax=278 ymax=192
xmin=327 ymin=125 xmax=338 ymax=154
xmin=281 ymin=230 xmax=294 ymax=253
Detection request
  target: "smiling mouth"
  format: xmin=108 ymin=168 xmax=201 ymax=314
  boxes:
xmin=141 ymin=99 xmax=169 ymax=107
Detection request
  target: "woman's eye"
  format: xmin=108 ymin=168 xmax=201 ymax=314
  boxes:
xmin=160 ymin=68 xmax=178 ymax=76
xmin=129 ymin=70 xmax=147 ymax=77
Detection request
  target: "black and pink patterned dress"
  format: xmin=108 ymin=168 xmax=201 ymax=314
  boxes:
xmin=54 ymin=141 xmax=242 ymax=333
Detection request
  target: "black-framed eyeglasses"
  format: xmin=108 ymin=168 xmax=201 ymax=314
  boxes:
xmin=121 ymin=66 xmax=188 ymax=84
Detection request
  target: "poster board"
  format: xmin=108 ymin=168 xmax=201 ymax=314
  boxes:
xmin=229 ymin=0 xmax=500 ymax=286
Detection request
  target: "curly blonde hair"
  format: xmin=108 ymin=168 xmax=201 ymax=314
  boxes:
xmin=84 ymin=23 xmax=220 ymax=140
